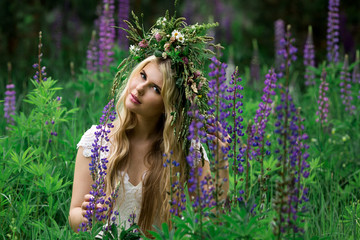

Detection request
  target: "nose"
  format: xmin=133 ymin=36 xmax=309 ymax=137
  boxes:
xmin=136 ymin=82 xmax=145 ymax=96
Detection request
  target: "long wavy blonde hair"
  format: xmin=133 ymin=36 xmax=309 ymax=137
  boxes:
xmin=105 ymin=56 xmax=187 ymax=234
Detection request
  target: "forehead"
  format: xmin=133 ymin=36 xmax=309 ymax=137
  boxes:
xmin=143 ymin=61 xmax=163 ymax=86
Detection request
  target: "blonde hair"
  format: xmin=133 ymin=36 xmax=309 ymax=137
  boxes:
xmin=106 ymin=56 xmax=187 ymax=234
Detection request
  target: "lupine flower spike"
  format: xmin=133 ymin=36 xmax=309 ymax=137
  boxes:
xmin=98 ymin=0 xmax=116 ymax=72
xmin=250 ymin=39 xmax=261 ymax=83
xmin=163 ymin=152 xmax=186 ymax=217
xmin=339 ymin=54 xmax=355 ymax=114
xmin=277 ymin=25 xmax=297 ymax=84
xmin=352 ymin=50 xmax=360 ymax=100
xmin=304 ymin=26 xmax=316 ymax=86
xmin=86 ymin=30 xmax=99 ymax=72
xmin=225 ymin=67 xmax=245 ymax=205
xmin=117 ymin=0 xmax=129 ymax=49
xmin=316 ymin=69 xmax=329 ymax=126
xmin=4 ymin=62 xmax=16 ymax=129
xmin=32 ymin=31 xmax=48 ymax=82
xmin=79 ymin=99 xmax=118 ymax=233
xmin=326 ymin=0 xmax=340 ymax=64
xmin=272 ymin=23 xmax=310 ymax=238
xmin=251 ymin=68 xmax=277 ymax=210
xmin=274 ymin=19 xmax=285 ymax=78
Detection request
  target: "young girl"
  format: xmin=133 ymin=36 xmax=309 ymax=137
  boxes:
xmin=69 ymin=14 xmax=229 ymax=236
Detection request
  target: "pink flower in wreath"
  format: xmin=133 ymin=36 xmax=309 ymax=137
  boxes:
xmin=164 ymin=42 xmax=171 ymax=51
xmin=182 ymin=57 xmax=189 ymax=65
xmin=193 ymin=70 xmax=201 ymax=79
xmin=139 ymin=39 xmax=148 ymax=48
xmin=155 ymin=32 xmax=162 ymax=42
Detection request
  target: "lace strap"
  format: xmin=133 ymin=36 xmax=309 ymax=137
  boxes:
xmin=77 ymin=125 xmax=98 ymax=158
xmin=191 ymin=140 xmax=210 ymax=166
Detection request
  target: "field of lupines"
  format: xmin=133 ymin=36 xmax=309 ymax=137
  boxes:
xmin=1 ymin=0 xmax=359 ymax=239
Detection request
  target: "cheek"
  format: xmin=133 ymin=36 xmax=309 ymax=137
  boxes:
xmin=154 ymin=97 xmax=164 ymax=110
xmin=128 ymin=78 xmax=137 ymax=90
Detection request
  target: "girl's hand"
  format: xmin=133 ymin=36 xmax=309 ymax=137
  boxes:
xmin=206 ymin=122 xmax=230 ymax=154
xmin=81 ymin=194 xmax=105 ymax=222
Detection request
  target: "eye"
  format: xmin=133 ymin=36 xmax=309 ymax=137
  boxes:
xmin=140 ymin=71 xmax=147 ymax=80
xmin=152 ymin=85 xmax=161 ymax=94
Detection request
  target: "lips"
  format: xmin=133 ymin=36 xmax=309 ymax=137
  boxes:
xmin=130 ymin=93 xmax=141 ymax=104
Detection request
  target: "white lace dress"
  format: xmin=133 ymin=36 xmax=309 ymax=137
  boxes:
xmin=77 ymin=125 xmax=209 ymax=231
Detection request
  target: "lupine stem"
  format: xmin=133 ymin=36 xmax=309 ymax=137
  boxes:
xmin=295 ymin=108 xmax=302 ymax=213
xmin=244 ymin=122 xmax=252 ymax=204
xmin=37 ymin=31 xmax=43 ymax=82
xmin=259 ymin=136 xmax=266 ymax=212
xmin=277 ymin=25 xmax=292 ymax=240
xmin=232 ymin=77 xmax=237 ymax=205
xmin=215 ymin=66 xmax=220 ymax=217
xmin=169 ymin=154 xmax=173 ymax=215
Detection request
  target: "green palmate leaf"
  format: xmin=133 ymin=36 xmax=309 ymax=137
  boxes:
xmin=119 ymin=224 xmax=141 ymax=240
xmin=24 ymin=162 xmax=51 ymax=177
xmin=35 ymin=173 xmax=71 ymax=195
xmin=8 ymin=147 xmax=37 ymax=173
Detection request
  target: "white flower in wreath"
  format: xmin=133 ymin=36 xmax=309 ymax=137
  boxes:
xmin=156 ymin=17 xmax=166 ymax=26
xmin=129 ymin=45 xmax=140 ymax=54
xmin=177 ymin=34 xmax=185 ymax=43
xmin=151 ymin=28 xmax=160 ymax=34
xmin=171 ymin=30 xmax=185 ymax=43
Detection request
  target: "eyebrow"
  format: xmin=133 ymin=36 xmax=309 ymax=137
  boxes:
xmin=142 ymin=69 xmax=162 ymax=91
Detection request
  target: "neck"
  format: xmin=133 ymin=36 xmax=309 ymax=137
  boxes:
xmin=130 ymin=114 xmax=162 ymax=141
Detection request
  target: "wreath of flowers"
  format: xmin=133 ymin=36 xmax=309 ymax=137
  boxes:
xmin=112 ymin=10 xmax=220 ymax=149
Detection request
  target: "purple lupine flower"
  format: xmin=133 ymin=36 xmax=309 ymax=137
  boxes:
xmin=32 ymin=31 xmax=48 ymax=82
xmin=251 ymin=68 xmax=277 ymax=154
xmin=352 ymin=50 xmax=360 ymax=100
xmin=226 ymin=67 xmax=245 ymax=203
xmin=250 ymin=39 xmax=260 ymax=83
xmin=117 ymin=0 xmax=129 ymax=49
xmin=326 ymin=0 xmax=340 ymax=64
xmin=4 ymin=83 xmax=16 ymax=127
xmin=339 ymin=54 xmax=355 ymax=114
xmin=50 ymin=7 xmax=63 ymax=58
xmin=127 ymin=212 xmax=136 ymax=227
xmin=274 ymin=19 xmax=285 ymax=75
xmin=207 ymin=57 xmax=230 ymax=160
xmin=213 ymin=0 xmax=233 ymax=44
xmin=213 ymin=0 xmax=224 ymax=42
xmin=199 ymin=174 xmax=216 ymax=211
xmin=273 ymin=90 xmax=310 ymax=236
xmin=316 ymin=69 xmax=329 ymax=124
xmin=80 ymin=99 xmax=117 ymax=232
xmin=98 ymin=0 xmax=116 ymax=72
xmin=250 ymin=68 xmax=277 ymax=207
xmin=286 ymin=109 xmax=310 ymax=234
xmin=182 ymin=0 xmax=196 ymax=24
xmin=163 ymin=152 xmax=186 ymax=217
xmin=86 ymin=30 xmax=99 ymax=72
xmin=304 ymin=26 xmax=316 ymax=86
xmin=277 ymin=25 xmax=298 ymax=79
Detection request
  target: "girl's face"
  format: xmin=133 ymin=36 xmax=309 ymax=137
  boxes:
xmin=125 ymin=61 xmax=165 ymax=120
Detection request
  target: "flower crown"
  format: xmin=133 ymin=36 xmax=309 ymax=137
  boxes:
xmin=112 ymin=11 xmax=219 ymax=147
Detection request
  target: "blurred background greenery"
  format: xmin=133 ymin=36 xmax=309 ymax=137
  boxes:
xmin=0 ymin=0 xmax=359 ymax=96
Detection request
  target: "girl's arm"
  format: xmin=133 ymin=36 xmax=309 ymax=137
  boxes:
xmin=198 ymin=157 xmax=229 ymax=205
xmin=189 ymin=131 xmax=230 ymax=208
xmin=68 ymin=147 xmax=94 ymax=232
